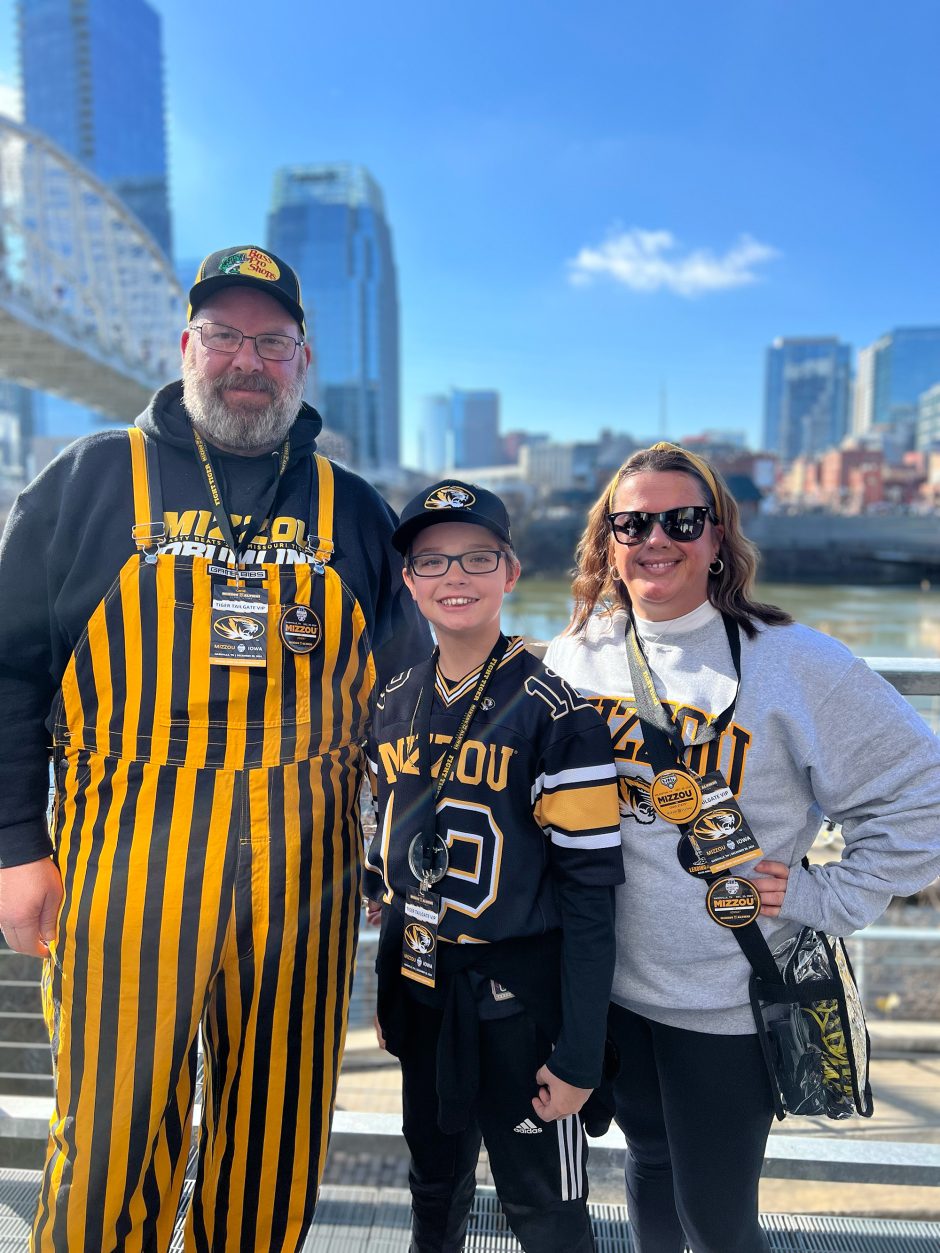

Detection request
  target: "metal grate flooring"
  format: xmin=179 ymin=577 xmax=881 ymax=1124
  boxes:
xmin=1 ymin=1171 xmax=938 ymax=1251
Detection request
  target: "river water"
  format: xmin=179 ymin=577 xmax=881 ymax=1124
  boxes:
xmin=502 ymin=579 xmax=940 ymax=729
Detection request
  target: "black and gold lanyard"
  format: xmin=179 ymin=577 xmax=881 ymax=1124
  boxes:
xmin=627 ymin=612 xmax=778 ymax=979
xmin=625 ymin=610 xmax=742 ymax=764
xmin=191 ymin=427 xmax=290 ymax=584
xmin=409 ymin=634 xmax=509 ymax=890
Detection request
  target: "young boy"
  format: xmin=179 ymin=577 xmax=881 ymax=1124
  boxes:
xmin=365 ymin=480 xmax=624 ymax=1253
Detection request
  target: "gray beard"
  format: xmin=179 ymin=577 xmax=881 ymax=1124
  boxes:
xmin=182 ymin=353 xmax=306 ymax=453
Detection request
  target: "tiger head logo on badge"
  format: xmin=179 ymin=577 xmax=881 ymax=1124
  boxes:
xmin=405 ymin=923 xmax=435 ymax=955
xmin=425 ymin=485 xmax=476 ymax=511
xmin=693 ymin=808 xmax=742 ymax=840
xmin=213 ymin=615 xmax=265 ymax=641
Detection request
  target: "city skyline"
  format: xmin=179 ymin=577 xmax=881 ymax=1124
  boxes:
xmin=0 ymin=0 xmax=938 ymax=467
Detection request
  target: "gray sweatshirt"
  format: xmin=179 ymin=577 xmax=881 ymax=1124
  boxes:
xmin=545 ymin=602 xmax=940 ymax=1033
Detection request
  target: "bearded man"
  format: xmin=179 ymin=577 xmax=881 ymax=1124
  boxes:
xmin=0 ymin=246 xmax=428 ymax=1251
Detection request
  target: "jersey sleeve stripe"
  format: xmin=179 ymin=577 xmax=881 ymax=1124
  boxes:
xmin=547 ymin=828 xmax=622 ymax=849
xmin=537 ymin=784 xmax=620 ymax=833
xmin=535 ymin=763 xmax=618 ymax=792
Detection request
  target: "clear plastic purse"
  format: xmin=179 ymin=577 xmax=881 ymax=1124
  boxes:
xmin=749 ymin=926 xmax=873 ymax=1121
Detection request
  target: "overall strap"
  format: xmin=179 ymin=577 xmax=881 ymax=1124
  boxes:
xmin=127 ymin=426 xmax=166 ymax=558
xmin=307 ymin=453 xmax=335 ymax=566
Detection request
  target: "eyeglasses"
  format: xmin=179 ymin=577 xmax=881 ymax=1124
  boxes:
xmin=190 ymin=321 xmax=303 ymax=362
xmin=409 ymin=550 xmax=506 ymax=577
xmin=608 ymin=505 xmax=716 ymax=545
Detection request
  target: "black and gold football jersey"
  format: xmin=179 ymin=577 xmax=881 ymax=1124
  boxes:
xmin=366 ymin=636 xmax=624 ymax=945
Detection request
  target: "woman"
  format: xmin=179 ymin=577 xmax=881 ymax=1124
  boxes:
xmin=545 ymin=442 xmax=940 ymax=1253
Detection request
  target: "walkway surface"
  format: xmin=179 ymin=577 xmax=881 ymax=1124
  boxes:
xmin=0 ymin=1023 xmax=937 ymax=1249
xmin=330 ymin=1021 xmax=940 ymax=1222
xmin=0 ymin=1175 xmax=937 ymax=1252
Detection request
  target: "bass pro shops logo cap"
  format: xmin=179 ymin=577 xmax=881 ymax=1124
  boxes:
xmin=391 ymin=478 xmax=513 ymax=555
xmin=188 ymin=246 xmax=305 ymax=335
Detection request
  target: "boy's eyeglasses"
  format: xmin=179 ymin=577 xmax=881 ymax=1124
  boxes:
xmin=607 ymin=506 xmax=716 ymax=546
xmin=409 ymin=550 xmax=506 ymax=577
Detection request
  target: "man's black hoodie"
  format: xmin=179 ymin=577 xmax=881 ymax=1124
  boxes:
xmin=0 ymin=382 xmax=429 ymax=867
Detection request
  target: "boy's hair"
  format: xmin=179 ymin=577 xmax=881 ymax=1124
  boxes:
xmin=392 ymin=479 xmax=513 ymax=556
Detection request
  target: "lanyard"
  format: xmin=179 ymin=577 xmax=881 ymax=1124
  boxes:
xmin=191 ymin=427 xmax=290 ymax=577
xmin=626 ymin=610 xmax=741 ymax=765
xmin=412 ymin=634 xmax=509 ymax=879
xmin=627 ymin=613 xmax=781 ymax=982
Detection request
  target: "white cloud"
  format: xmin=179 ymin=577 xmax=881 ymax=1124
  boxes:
xmin=0 ymin=75 xmax=21 ymax=121
xmin=568 ymin=227 xmax=779 ymax=296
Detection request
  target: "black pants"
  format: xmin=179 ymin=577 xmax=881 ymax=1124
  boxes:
xmin=399 ymin=995 xmax=595 ymax=1253
xmin=607 ymin=1003 xmax=773 ymax=1253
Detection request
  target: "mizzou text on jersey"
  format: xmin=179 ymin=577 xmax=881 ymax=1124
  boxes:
xmin=366 ymin=638 xmax=623 ymax=943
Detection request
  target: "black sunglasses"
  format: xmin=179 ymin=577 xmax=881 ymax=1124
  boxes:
xmin=607 ymin=505 xmax=717 ymax=546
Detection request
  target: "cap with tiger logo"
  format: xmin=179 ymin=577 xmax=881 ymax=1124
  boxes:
xmin=392 ymin=478 xmax=513 ymax=554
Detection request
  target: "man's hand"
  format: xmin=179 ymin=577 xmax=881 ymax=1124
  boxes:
xmin=532 ymin=1064 xmax=591 ymax=1122
xmin=0 ymin=859 xmax=64 ymax=957
xmin=364 ymin=899 xmax=382 ymax=927
xmin=751 ymin=859 xmax=790 ymax=917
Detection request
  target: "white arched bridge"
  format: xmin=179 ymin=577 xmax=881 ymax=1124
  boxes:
xmin=0 ymin=116 xmax=184 ymax=419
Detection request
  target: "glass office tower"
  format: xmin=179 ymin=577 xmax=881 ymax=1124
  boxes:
xmin=267 ymin=164 xmax=400 ymax=470
xmin=869 ymin=327 xmax=940 ymax=434
xmin=763 ymin=337 xmax=852 ymax=462
xmin=18 ymin=0 xmax=172 ymax=256
xmin=420 ymin=389 xmax=501 ymax=473
xmin=17 ymin=0 xmax=173 ymax=454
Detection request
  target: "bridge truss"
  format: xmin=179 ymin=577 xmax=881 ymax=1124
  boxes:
xmin=0 ymin=116 xmax=184 ymax=419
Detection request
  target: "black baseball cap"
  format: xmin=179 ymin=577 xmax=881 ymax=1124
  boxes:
xmin=188 ymin=246 xmax=305 ymax=335
xmin=392 ymin=480 xmax=513 ymax=555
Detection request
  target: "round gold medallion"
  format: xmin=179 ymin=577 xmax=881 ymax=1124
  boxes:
xmin=705 ymin=876 xmax=761 ymax=928
xmin=650 ymin=769 xmax=703 ymax=824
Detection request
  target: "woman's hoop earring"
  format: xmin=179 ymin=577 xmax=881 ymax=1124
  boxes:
xmin=608 ymin=565 xmax=621 ymax=583
xmin=709 ymin=557 xmax=724 ymax=575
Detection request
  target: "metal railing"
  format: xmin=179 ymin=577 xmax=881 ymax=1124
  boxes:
xmin=0 ymin=657 xmax=938 ymax=1193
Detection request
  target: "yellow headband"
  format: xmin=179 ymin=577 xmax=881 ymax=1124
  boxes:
xmin=606 ymin=441 xmax=722 ymax=522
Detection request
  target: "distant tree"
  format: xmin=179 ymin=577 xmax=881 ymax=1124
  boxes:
xmin=514 ymin=511 xmax=582 ymax=578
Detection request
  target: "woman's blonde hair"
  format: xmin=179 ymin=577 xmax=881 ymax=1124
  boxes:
xmin=568 ymin=442 xmax=792 ymax=637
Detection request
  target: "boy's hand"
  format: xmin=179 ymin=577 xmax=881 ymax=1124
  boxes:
xmin=364 ymin=899 xmax=383 ymax=927
xmin=532 ymin=1064 xmax=591 ymax=1122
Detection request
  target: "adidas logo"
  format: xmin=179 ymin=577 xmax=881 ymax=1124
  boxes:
xmin=513 ymin=1118 xmax=543 ymax=1135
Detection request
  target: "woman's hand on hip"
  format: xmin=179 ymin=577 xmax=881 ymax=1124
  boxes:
xmin=751 ymin=859 xmax=790 ymax=916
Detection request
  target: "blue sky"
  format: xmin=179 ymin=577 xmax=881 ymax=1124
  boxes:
xmin=1 ymin=0 xmax=938 ymax=464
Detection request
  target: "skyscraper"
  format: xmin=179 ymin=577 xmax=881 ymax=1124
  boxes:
xmin=763 ymin=337 xmax=852 ymax=462
xmin=420 ymin=389 xmax=502 ymax=474
xmin=854 ymin=328 xmax=940 ymax=451
xmin=267 ymin=164 xmax=399 ymax=470
xmin=18 ymin=0 xmax=172 ymax=256
xmin=17 ymin=0 xmax=174 ymax=460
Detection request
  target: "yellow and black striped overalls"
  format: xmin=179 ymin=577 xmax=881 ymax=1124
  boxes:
xmin=34 ymin=428 xmax=375 ymax=1252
